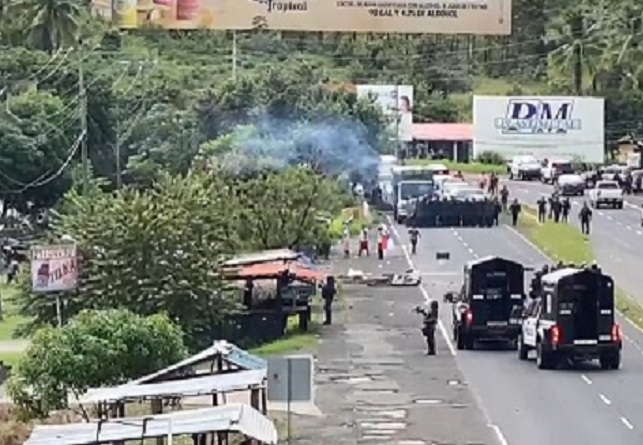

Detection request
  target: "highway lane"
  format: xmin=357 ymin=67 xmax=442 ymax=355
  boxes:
xmin=501 ymin=179 xmax=643 ymax=306
xmin=389 ymin=221 xmax=643 ymax=445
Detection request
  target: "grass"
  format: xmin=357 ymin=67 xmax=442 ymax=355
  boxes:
xmin=250 ymin=308 xmax=321 ymax=356
xmin=407 ymin=159 xmax=507 ymax=175
xmin=517 ymin=205 xmax=643 ymax=330
xmin=0 ymin=351 xmax=22 ymax=368
xmin=0 ymin=284 xmax=27 ymax=341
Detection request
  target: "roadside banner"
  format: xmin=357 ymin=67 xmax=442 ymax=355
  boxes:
xmin=356 ymin=85 xmax=414 ymax=141
xmin=100 ymin=0 xmax=512 ymax=35
xmin=30 ymin=245 xmax=78 ymax=293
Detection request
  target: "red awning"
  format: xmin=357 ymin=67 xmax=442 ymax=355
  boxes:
xmin=412 ymin=123 xmax=473 ymax=141
xmin=230 ymin=262 xmax=326 ymax=282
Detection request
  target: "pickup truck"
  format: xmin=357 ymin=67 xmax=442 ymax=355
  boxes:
xmin=588 ymin=180 xmax=624 ymax=209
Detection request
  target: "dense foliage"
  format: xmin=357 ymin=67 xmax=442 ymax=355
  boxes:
xmin=8 ymin=309 xmax=186 ymax=416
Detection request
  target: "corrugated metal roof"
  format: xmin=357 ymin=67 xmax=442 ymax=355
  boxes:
xmin=412 ymin=123 xmax=473 ymax=141
xmin=25 ymin=404 xmax=278 ymax=445
xmin=130 ymin=341 xmax=266 ymax=385
xmin=222 ymin=249 xmax=300 ymax=267
xmin=79 ymin=369 xmax=267 ymax=404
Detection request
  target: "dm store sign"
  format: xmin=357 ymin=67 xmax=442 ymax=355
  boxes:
xmin=30 ymin=245 xmax=78 ymax=293
xmin=494 ymin=99 xmax=581 ymax=135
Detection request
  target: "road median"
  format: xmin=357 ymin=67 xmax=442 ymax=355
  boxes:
xmin=516 ymin=205 xmax=643 ymax=330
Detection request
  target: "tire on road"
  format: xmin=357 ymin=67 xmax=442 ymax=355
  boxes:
xmin=599 ymin=351 xmax=621 ymax=370
xmin=536 ymin=342 xmax=556 ymax=370
xmin=518 ymin=335 xmax=529 ymax=360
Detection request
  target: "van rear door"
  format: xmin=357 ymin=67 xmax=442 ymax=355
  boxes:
xmin=557 ymin=272 xmax=614 ymax=344
xmin=471 ymin=271 xmax=514 ymax=327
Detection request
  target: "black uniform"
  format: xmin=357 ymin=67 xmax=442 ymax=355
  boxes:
xmin=418 ymin=301 xmax=439 ymax=355
xmin=509 ymin=200 xmax=521 ymax=227
xmin=579 ymin=205 xmax=592 ymax=235
xmin=537 ymin=197 xmax=547 ymax=223
xmin=408 ymin=227 xmax=420 ymax=254
xmin=321 ymin=277 xmax=336 ymax=325
xmin=561 ymin=198 xmax=571 ymax=222
xmin=552 ymin=197 xmax=562 ymax=223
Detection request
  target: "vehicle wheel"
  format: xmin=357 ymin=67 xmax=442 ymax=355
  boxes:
xmin=455 ymin=327 xmax=465 ymax=350
xmin=464 ymin=335 xmax=475 ymax=350
xmin=600 ymin=352 xmax=621 ymax=370
xmin=536 ymin=342 xmax=554 ymax=369
xmin=518 ymin=335 xmax=529 ymax=360
xmin=617 ymin=202 xmax=623 ymax=209
xmin=509 ymin=172 xmax=514 ymax=180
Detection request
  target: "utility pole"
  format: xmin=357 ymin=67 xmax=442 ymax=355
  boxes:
xmin=115 ymin=104 xmax=122 ymax=189
xmin=78 ymin=43 xmax=89 ymax=194
xmin=232 ymin=31 xmax=237 ymax=80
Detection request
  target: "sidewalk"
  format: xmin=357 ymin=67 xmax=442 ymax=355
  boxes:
xmin=289 ymin=240 xmax=495 ymax=444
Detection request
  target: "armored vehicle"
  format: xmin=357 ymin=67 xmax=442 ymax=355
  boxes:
xmin=446 ymin=256 xmax=525 ymax=350
xmin=518 ymin=267 xmax=621 ymax=370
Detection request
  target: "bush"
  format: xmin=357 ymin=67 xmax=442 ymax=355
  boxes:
xmin=476 ymin=151 xmax=506 ymax=165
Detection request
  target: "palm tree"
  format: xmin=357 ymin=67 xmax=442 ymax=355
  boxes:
xmin=547 ymin=2 xmax=606 ymax=94
xmin=11 ymin=0 xmax=81 ymax=53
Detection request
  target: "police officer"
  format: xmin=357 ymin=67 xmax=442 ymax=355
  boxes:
xmin=492 ymin=197 xmax=502 ymax=226
xmin=553 ymin=196 xmax=563 ymax=222
xmin=536 ymin=195 xmax=547 ymax=223
xmin=579 ymin=202 xmax=592 ymax=235
xmin=561 ymin=197 xmax=571 ymax=222
xmin=500 ymin=185 xmax=509 ymax=212
xmin=509 ymin=198 xmax=521 ymax=227
xmin=408 ymin=225 xmax=420 ymax=254
xmin=415 ymin=301 xmax=439 ymax=355
xmin=322 ymin=276 xmax=336 ymax=325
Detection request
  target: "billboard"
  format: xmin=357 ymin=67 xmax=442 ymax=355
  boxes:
xmin=473 ymin=96 xmax=605 ymax=163
xmin=31 ymin=245 xmax=78 ymax=293
xmin=356 ymin=85 xmax=413 ymax=142
xmin=105 ymin=0 xmax=511 ymax=34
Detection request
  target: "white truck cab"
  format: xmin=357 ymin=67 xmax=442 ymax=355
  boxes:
xmin=541 ymin=159 xmax=573 ymax=184
xmin=588 ymin=180 xmax=623 ymax=209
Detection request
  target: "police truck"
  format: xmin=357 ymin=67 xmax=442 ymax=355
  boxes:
xmin=518 ymin=267 xmax=622 ymax=370
xmin=445 ymin=256 xmax=525 ymax=350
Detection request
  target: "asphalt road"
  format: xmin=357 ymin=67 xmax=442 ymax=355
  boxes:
xmin=498 ymin=179 xmax=643 ymax=308
xmin=389 ymin=221 xmax=643 ymax=445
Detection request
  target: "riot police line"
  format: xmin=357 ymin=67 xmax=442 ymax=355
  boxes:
xmin=405 ymin=196 xmax=500 ymax=228
xmin=414 ymin=255 xmax=622 ymax=369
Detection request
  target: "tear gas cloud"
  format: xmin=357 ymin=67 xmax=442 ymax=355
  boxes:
xmin=217 ymin=117 xmax=381 ymax=182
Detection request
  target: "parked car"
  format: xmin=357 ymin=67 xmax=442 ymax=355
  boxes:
xmin=554 ymin=174 xmax=585 ymax=196
xmin=509 ymin=155 xmax=542 ymax=181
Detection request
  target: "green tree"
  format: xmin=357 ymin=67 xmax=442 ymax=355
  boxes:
xmin=12 ymin=0 xmax=81 ymax=53
xmin=236 ymin=167 xmax=343 ymax=251
xmin=15 ymin=172 xmax=242 ymax=346
xmin=8 ymin=309 xmax=186 ymax=417
xmin=0 ymin=90 xmax=75 ymax=214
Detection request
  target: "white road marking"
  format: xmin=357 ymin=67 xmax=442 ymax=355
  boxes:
xmin=467 ymin=248 xmax=474 ymax=254
xmin=625 ymin=202 xmax=638 ymax=210
xmin=637 ymin=230 xmax=642 ymax=235
xmin=626 ymin=226 xmax=632 ymax=230
xmin=598 ymin=211 xmax=604 ymax=216
xmin=489 ymin=424 xmax=508 ymax=445
xmin=387 ymin=216 xmax=456 ymax=357
xmin=599 ymin=394 xmax=612 ymax=405
xmin=607 ymin=215 xmax=613 ymax=221
xmin=462 ymin=242 xmax=469 ymax=248
xmin=621 ymin=417 xmax=634 ymax=430
xmin=581 ymin=374 xmax=592 ymax=385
